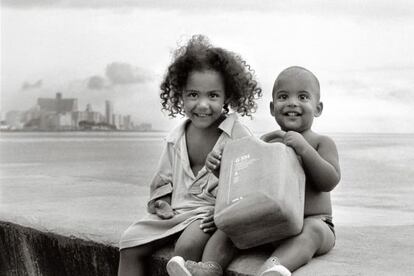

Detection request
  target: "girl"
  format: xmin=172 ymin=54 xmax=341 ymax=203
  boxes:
xmin=118 ymin=35 xmax=261 ymax=276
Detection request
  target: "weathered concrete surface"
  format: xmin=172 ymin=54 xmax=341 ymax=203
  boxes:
xmin=1 ymin=221 xmax=119 ymax=276
xmin=2 ymin=220 xmax=414 ymax=276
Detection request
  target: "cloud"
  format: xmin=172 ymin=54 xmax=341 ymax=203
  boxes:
xmin=105 ymin=62 xmax=152 ymax=85
xmin=3 ymin=0 xmax=414 ymax=20
xmin=87 ymin=75 xmax=107 ymax=90
xmin=323 ymin=67 xmax=414 ymax=103
xmin=21 ymin=80 xmax=42 ymax=90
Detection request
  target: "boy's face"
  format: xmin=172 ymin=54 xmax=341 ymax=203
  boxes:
xmin=270 ymin=69 xmax=323 ymax=133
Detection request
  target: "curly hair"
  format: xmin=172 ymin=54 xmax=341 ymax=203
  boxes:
xmin=160 ymin=35 xmax=262 ymax=117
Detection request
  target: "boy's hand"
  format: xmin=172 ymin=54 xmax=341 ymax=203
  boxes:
xmin=261 ymin=130 xmax=286 ymax=143
xmin=200 ymin=209 xmax=216 ymax=233
xmin=283 ymin=131 xmax=311 ymax=156
xmin=206 ymin=145 xmax=223 ymax=178
xmin=154 ymin=199 xmax=174 ymax=219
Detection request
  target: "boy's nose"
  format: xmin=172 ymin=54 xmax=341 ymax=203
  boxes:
xmin=287 ymin=98 xmax=298 ymax=106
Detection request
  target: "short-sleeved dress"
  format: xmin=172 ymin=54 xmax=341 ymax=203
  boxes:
xmin=119 ymin=113 xmax=251 ymax=249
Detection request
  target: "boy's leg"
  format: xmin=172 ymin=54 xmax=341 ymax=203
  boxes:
xmin=118 ymin=235 xmax=176 ymax=276
xmin=260 ymin=216 xmax=335 ymax=274
xmin=174 ymin=219 xmax=212 ymax=261
xmin=201 ymin=229 xmax=237 ymax=269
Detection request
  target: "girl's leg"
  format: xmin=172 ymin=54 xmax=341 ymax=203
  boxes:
xmin=174 ymin=219 xmax=212 ymax=261
xmin=262 ymin=217 xmax=335 ymax=273
xmin=118 ymin=235 xmax=176 ymax=276
xmin=201 ymin=229 xmax=237 ymax=269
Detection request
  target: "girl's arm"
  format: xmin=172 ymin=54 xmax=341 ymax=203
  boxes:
xmin=147 ymin=144 xmax=174 ymax=214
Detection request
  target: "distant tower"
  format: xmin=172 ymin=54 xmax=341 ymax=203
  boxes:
xmin=86 ymin=104 xmax=92 ymax=112
xmin=105 ymin=100 xmax=113 ymax=125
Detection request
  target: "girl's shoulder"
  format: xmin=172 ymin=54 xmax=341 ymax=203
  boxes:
xmin=220 ymin=113 xmax=252 ymax=139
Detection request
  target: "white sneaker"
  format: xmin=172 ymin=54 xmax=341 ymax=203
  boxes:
xmin=260 ymin=264 xmax=291 ymax=276
xmin=166 ymin=256 xmax=192 ymax=276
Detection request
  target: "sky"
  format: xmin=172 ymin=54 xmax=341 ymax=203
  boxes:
xmin=1 ymin=0 xmax=414 ymax=133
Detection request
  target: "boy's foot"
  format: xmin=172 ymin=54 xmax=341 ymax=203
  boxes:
xmin=155 ymin=200 xmax=174 ymax=219
xmin=259 ymin=265 xmax=291 ymax=276
xmin=185 ymin=261 xmax=223 ymax=276
xmin=166 ymin=256 xmax=192 ymax=276
xmin=256 ymin=257 xmax=291 ymax=276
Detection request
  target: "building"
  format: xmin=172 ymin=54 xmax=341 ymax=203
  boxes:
xmin=5 ymin=111 xmax=24 ymax=129
xmin=37 ymin=92 xmax=78 ymax=114
xmin=72 ymin=104 xmax=105 ymax=129
xmin=123 ymin=115 xmax=132 ymax=130
xmin=105 ymin=100 xmax=113 ymax=125
xmin=112 ymin=114 xmax=122 ymax=129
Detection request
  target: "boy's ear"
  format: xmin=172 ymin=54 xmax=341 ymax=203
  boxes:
xmin=314 ymin=102 xmax=323 ymax=117
xmin=269 ymin=101 xmax=275 ymax=117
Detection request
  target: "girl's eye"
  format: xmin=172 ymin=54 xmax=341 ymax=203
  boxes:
xmin=209 ymin=93 xmax=220 ymax=99
xmin=185 ymin=92 xmax=198 ymax=98
xmin=299 ymin=94 xmax=310 ymax=100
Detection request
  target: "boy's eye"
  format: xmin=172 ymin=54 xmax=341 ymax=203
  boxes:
xmin=277 ymin=94 xmax=288 ymax=100
xmin=299 ymin=94 xmax=310 ymax=100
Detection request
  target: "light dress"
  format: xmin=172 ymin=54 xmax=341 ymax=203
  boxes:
xmin=119 ymin=113 xmax=251 ymax=249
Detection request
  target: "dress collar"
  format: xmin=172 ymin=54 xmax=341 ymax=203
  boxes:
xmin=165 ymin=113 xmax=239 ymax=144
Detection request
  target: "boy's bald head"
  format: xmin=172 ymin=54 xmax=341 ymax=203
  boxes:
xmin=273 ymin=66 xmax=320 ymax=101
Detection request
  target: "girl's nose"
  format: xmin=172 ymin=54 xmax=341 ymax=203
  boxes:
xmin=197 ymin=98 xmax=209 ymax=108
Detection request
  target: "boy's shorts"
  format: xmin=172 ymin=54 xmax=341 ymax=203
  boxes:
xmin=269 ymin=214 xmax=335 ymax=250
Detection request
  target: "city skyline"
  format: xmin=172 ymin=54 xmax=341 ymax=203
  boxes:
xmin=2 ymin=92 xmax=144 ymax=131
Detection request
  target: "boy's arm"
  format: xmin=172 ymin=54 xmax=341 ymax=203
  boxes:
xmin=260 ymin=130 xmax=286 ymax=143
xmin=284 ymin=132 xmax=341 ymax=192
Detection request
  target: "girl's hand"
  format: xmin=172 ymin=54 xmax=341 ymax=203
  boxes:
xmin=154 ymin=199 xmax=174 ymax=219
xmin=206 ymin=146 xmax=223 ymax=178
xmin=200 ymin=210 xmax=216 ymax=233
xmin=283 ymin=131 xmax=310 ymax=156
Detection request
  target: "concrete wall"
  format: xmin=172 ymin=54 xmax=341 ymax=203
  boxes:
xmin=0 ymin=221 xmax=257 ymax=276
xmin=1 ymin=221 xmax=119 ymax=276
xmin=3 ymin=220 xmax=412 ymax=276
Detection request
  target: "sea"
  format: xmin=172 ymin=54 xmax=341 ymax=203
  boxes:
xmin=1 ymin=131 xmax=413 ymax=229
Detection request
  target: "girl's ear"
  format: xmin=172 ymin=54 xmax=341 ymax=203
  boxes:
xmin=314 ymin=101 xmax=323 ymax=117
xmin=223 ymin=103 xmax=230 ymax=114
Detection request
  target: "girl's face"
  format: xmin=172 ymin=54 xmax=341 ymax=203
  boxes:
xmin=183 ymin=70 xmax=226 ymax=129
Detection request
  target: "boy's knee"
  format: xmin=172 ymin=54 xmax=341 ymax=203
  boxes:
xmin=299 ymin=217 xmax=332 ymax=252
xmin=120 ymin=247 xmax=147 ymax=262
xmin=174 ymin=237 xmax=202 ymax=257
xmin=302 ymin=218 xmax=325 ymax=240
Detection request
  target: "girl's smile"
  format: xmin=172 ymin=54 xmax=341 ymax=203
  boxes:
xmin=183 ymin=70 xmax=226 ymax=129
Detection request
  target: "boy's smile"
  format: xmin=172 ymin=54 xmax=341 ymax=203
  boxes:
xmin=270 ymin=67 xmax=323 ymax=133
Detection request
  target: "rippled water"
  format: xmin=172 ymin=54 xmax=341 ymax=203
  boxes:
xmin=1 ymin=131 xmax=413 ymax=213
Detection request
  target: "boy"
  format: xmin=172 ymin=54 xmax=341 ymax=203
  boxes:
xmin=187 ymin=66 xmax=340 ymax=276
xmin=257 ymin=66 xmax=341 ymax=275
